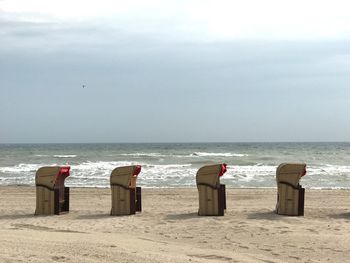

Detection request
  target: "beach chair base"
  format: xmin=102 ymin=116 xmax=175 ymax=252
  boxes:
xmin=197 ymin=184 xmax=226 ymax=216
xmin=111 ymin=185 xmax=136 ymax=216
xmin=276 ymin=184 xmax=305 ymax=216
xmin=54 ymin=187 xmax=70 ymax=215
xmin=136 ymin=187 xmax=142 ymax=212
xmin=35 ymin=186 xmax=70 ymax=215
xmin=298 ymin=187 xmax=305 ymax=216
xmin=217 ymin=184 xmax=226 ymax=216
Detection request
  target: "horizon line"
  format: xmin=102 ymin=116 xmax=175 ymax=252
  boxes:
xmin=1 ymin=141 xmax=350 ymax=145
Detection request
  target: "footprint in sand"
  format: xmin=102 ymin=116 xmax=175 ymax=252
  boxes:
xmin=289 ymin=256 xmax=301 ymax=260
xmin=238 ymin=245 xmax=249 ymax=249
xmin=280 ymin=230 xmax=292 ymax=234
xmin=51 ymin=256 xmax=67 ymax=262
xmin=306 ymin=228 xmax=319 ymax=234
xmin=260 ymin=260 xmax=276 ymax=263
xmin=259 ymin=227 xmax=269 ymax=232
xmin=261 ymin=248 xmax=273 ymax=252
xmin=12 ymin=223 xmax=85 ymax=233
xmin=285 ymin=244 xmax=297 ymax=248
xmin=188 ymin=254 xmax=233 ymax=261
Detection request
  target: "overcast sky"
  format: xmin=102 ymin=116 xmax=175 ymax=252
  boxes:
xmin=1 ymin=0 xmax=350 ymax=143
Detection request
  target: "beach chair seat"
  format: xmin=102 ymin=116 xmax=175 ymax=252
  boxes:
xmin=196 ymin=164 xmax=227 ymax=216
xmin=276 ymin=163 xmax=306 ymax=216
xmin=35 ymin=166 xmax=70 ymax=215
xmin=110 ymin=165 xmax=142 ymax=216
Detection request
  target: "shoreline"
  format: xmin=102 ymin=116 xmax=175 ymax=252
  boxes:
xmin=2 ymin=185 xmax=350 ymax=190
xmin=1 ymin=187 xmax=350 ymax=262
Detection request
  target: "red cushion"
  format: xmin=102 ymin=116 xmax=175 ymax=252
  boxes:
xmin=133 ymin=165 xmax=142 ymax=176
xmin=59 ymin=166 xmax=70 ymax=176
xmin=218 ymin=163 xmax=227 ymax=177
xmin=302 ymin=169 xmax=307 ymax=177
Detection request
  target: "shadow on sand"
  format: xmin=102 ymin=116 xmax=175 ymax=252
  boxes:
xmin=328 ymin=212 xmax=350 ymax=220
xmin=247 ymin=210 xmax=283 ymax=220
xmin=76 ymin=213 xmax=112 ymax=220
xmin=0 ymin=214 xmax=35 ymax=220
xmin=165 ymin=212 xmax=199 ymax=220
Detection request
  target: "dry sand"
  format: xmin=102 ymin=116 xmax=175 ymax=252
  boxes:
xmin=0 ymin=186 xmax=350 ymax=263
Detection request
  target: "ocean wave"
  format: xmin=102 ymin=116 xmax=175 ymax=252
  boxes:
xmin=191 ymin=152 xmax=248 ymax=157
xmin=71 ymin=162 xmax=194 ymax=178
xmin=71 ymin=161 xmax=133 ymax=176
xmin=223 ymin=165 xmax=276 ymax=183
xmin=307 ymin=164 xmax=350 ymax=174
xmin=309 ymin=186 xmax=350 ymax=190
xmin=144 ymin=164 xmax=192 ymax=168
xmin=118 ymin=152 xmax=167 ymax=158
xmin=1 ymin=162 xmax=350 ymax=188
xmin=53 ymin=155 xmax=77 ymax=158
xmin=114 ymin=152 xmax=248 ymax=158
xmin=0 ymin=163 xmax=43 ymax=173
xmin=66 ymin=161 xmax=197 ymax=187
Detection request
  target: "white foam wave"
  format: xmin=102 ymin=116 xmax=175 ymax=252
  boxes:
xmin=119 ymin=153 xmax=165 ymax=157
xmin=53 ymin=155 xmax=77 ymax=158
xmin=224 ymin=165 xmax=276 ymax=183
xmin=309 ymin=186 xmax=350 ymax=190
xmin=191 ymin=152 xmax=248 ymax=157
xmin=144 ymin=164 xmax=192 ymax=168
xmin=0 ymin=163 xmax=42 ymax=173
xmin=2 ymin=162 xmax=350 ymax=188
xmin=70 ymin=162 xmax=193 ymax=177
xmin=67 ymin=161 xmax=196 ymax=187
xmin=307 ymin=165 xmax=350 ymax=175
xmin=71 ymin=161 xmax=133 ymax=176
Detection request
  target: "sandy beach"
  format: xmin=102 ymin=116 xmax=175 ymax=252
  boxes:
xmin=0 ymin=186 xmax=349 ymax=263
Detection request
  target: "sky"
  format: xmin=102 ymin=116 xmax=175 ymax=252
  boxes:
xmin=0 ymin=0 xmax=350 ymax=143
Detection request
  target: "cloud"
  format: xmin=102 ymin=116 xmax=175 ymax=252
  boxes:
xmin=1 ymin=0 xmax=350 ymax=42
xmin=1 ymin=0 xmax=350 ymax=142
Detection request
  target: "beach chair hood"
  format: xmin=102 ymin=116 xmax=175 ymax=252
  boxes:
xmin=196 ymin=163 xmax=227 ymax=187
xmin=35 ymin=166 xmax=70 ymax=190
xmin=276 ymin=163 xmax=306 ymax=187
xmin=110 ymin=165 xmax=141 ymax=188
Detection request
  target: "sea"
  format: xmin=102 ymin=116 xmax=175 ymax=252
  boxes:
xmin=0 ymin=142 xmax=350 ymax=189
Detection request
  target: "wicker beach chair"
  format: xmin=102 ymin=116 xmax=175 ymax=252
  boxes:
xmin=196 ymin=164 xmax=227 ymax=216
xmin=276 ymin=163 xmax=307 ymax=216
xmin=35 ymin=166 xmax=70 ymax=215
xmin=110 ymin=165 xmax=142 ymax=216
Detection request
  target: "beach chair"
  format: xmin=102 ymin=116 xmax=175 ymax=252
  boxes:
xmin=196 ymin=163 xmax=227 ymax=216
xmin=35 ymin=166 xmax=70 ymax=215
xmin=110 ymin=165 xmax=142 ymax=216
xmin=276 ymin=163 xmax=306 ymax=216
